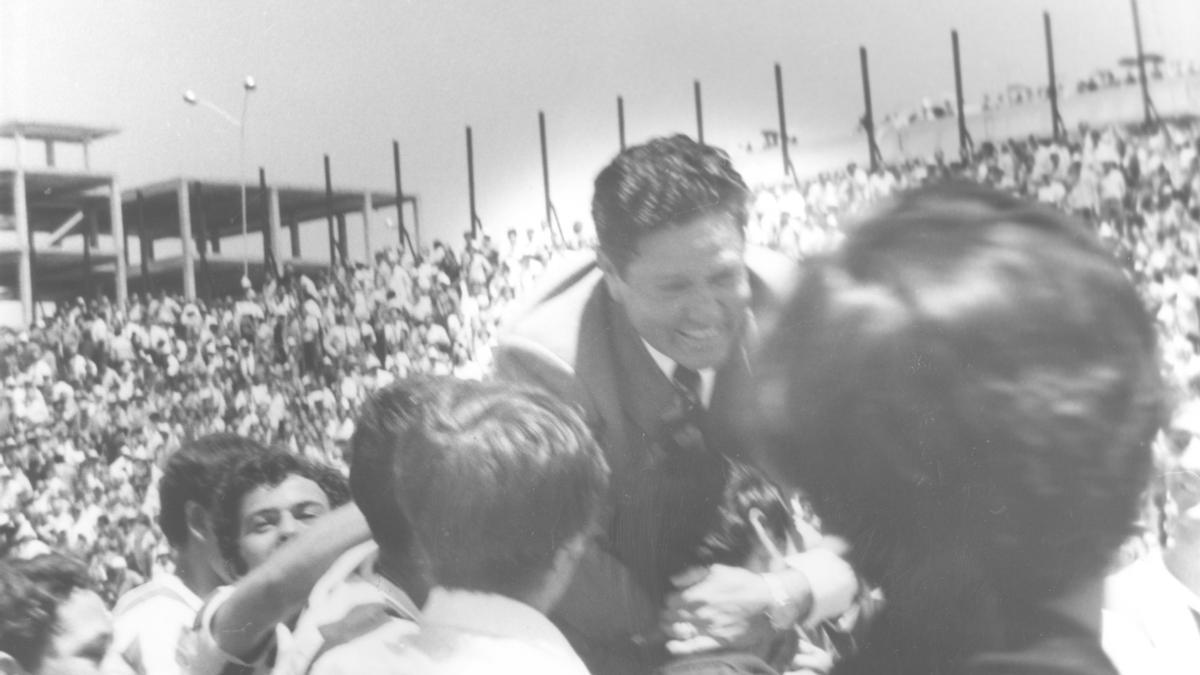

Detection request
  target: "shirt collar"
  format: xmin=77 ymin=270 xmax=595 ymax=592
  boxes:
xmin=641 ymin=339 xmax=716 ymax=408
xmin=421 ymin=588 xmax=579 ymax=661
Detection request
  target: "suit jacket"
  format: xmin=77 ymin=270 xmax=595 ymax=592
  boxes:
xmin=494 ymin=248 xmax=798 ymax=674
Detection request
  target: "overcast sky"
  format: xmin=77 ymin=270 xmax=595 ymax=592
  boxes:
xmin=2 ymin=0 xmax=1198 ymax=257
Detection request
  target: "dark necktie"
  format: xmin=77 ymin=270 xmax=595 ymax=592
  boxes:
xmin=672 ymin=364 xmax=703 ymax=411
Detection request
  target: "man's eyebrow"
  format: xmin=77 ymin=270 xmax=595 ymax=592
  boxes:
xmin=243 ymin=508 xmax=280 ymax=521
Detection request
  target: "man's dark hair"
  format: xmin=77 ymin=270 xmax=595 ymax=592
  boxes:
xmin=212 ymin=450 xmax=350 ymax=576
xmin=0 ymin=553 xmax=91 ymax=673
xmin=752 ymin=181 xmax=1163 ymax=674
xmin=348 ymin=377 xmax=442 ymax=602
xmin=592 ymin=134 xmax=751 ymax=273
xmin=394 ymin=378 xmax=609 ymax=598
xmin=157 ymin=433 xmax=268 ymax=548
xmin=693 ymin=461 xmax=792 ymax=569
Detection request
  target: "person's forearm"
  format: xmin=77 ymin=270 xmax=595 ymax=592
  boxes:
xmin=212 ymin=503 xmax=371 ymax=659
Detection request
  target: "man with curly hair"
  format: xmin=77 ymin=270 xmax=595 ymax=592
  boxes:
xmin=177 ymin=449 xmax=352 ymax=675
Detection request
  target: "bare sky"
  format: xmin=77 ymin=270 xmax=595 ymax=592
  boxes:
xmin=2 ymin=0 xmax=1198 ymax=256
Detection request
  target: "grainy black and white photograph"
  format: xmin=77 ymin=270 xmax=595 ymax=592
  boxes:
xmin=1 ymin=1 xmax=1198 ymax=673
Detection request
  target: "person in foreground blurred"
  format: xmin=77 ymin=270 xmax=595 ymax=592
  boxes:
xmin=311 ymin=378 xmax=610 ymax=675
xmin=178 ymin=449 xmax=351 ymax=675
xmin=0 ymin=553 xmax=112 ymax=675
xmin=752 ymin=182 xmax=1163 ymax=674
xmin=104 ymin=433 xmax=261 ymax=675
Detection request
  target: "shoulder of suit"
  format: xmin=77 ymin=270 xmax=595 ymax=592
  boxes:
xmin=496 ymin=251 xmax=603 ymax=370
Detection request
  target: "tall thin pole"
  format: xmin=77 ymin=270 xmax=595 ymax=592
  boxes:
xmin=324 ymin=154 xmax=338 ymax=267
xmin=952 ymin=30 xmax=972 ymax=159
xmin=1043 ymin=12 xmax=1065 ymax=141
xmin=1130 ymin=0 xmax=1154 ymax=127
xmin=774 ymin=63 xmax=792 ymax=179
xmin=137 ymin=190 xmax=150 ymax=292
xmin=392 ymin=140 xmax=411 ymax=252
xmin=694 ymin=80 xmax=704 ymax=144
xmin=859 ymin=46 xmax=882 ymax=171
xmin=466 ymin=126 xmax=478 ymax=237
xmin=259 ymin=167 xmax=275 ymax=277
xmin=617 ymin=96 xmax=626 ymax=151
xmin=539 ymin=111 xmax=555 ymax=246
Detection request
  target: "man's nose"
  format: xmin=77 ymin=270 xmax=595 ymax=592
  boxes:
xmin=276 ymin=513 xmax=301 ymax=543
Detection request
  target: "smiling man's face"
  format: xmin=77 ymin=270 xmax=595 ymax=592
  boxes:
xmin=602 ymin=212 xmax=750 ymax=371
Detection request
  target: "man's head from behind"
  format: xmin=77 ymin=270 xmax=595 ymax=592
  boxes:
xmin=0 ymin=554 xmax=110 ymax=675
xmin=157 ymin=433 xmax=266 ymax=581
xmin=391 ymin=378 xmax=609 ymax=610
xmin=593 ymin=135 xmax=753 ymax=370
xmin=754 ymin=182 xmax=1163 ymax=601
xmin=349 ymin=377 xmax=443 ymax=604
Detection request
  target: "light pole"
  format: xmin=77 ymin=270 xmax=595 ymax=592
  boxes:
xmin=183 ymin=76 xmax=257 ymax=288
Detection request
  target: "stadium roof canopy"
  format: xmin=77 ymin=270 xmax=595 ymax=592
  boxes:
xmin=0 ymin=121 xmax=119 ymax=144
xmin=123 ymin=178 xmax=412 ymax=242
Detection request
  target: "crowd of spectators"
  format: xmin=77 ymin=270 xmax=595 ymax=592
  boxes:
xmin=2 ymin=115 xmax=1198 ymax=606
xmin=0 ymin=222 xmax=589 ymax=603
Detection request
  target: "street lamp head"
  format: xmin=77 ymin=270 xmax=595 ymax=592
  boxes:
xmin=243 ymin=76 xmax=257 ymax=92
xmin=183 ymin=90 xmax=198 ymax=105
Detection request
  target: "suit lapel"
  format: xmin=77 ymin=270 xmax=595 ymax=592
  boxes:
xmin=603 ymin=293 xmax=681 ymax=443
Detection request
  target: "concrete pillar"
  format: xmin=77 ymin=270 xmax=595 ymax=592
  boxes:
xmin=177 ymin=179 xmax=196 ymax=300
xmin=110 ymin=178 xmax=127 ymax=310
xmin=13 ymin=133 xmax=32 ymax=325
xmin=268 ymin=187 xmax=283 ymax=263
xmin=362 ymin=192 xmax=373 ymax=261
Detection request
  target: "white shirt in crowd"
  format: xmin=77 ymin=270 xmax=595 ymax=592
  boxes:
xmin=1103 ymin=552 xmax=1200 ymax=675
xmin=311 ymin=587 xmax=589 ymax=675
xmin=102 ymin=573 xmax=202 ymax=675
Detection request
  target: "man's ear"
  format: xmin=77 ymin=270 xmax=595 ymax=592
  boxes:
xmin=596 ymin=251 xmax=624 ymax=305
xmin=0 ymin=652 xmax=28 ymax=675
xmin=185 ymin=501 xmax=212 ymax=544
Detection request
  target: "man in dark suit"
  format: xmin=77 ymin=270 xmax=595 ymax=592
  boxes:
xmin=495 ymin=135 xmax=857 ymax=674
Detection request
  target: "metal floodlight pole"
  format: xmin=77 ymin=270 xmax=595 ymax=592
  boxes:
xmin=137 ymin=190 xmax=150 ymax=292
xmin=1130 ymin=0 xmax=1154 ymax=127
xmin=392 ymin=140 xmax=412 ymax=253
xmin=617 ymin=96 xmax=626 ymax=151
xmin=182 ymin=76 xmax=256 ymax=286
xmin=859 ymin=46 xmax=882 ymax=171
xmin=774 ymin=63 xmax=793 ymax=180
xmin=694 ymin=80 xmax=704 ymax=144
xmin=1043 ymin=12 xmax=1065 ymax=141
xmin=539 ymin=111 xmax=555 ymax=246
xmin=259 ymin=167 xmax=275 ymax=277
xmin=466 ymin=126 xmax=478 ymax=237
xmin=324 ymin=154 xmax=338 ymax=267
xmin=951 ymin=30 xmax=972 ymax=159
